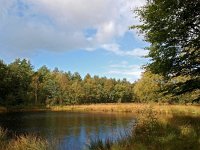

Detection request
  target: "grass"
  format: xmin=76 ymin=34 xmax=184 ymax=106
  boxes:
xmin=88 ymin=106 xmax=200 ymax=150
xmin=88 ymin=138 xmax=114 ymax=150
xmin=1 ymin=103 xmax=200 ymax=116
xmin=49 ymin=103 xmax=200 ymax=115
xmin=0 ymin=127 xmax=56 ymax=150
xmin=6 ymin=135 xmax=49 ymax=150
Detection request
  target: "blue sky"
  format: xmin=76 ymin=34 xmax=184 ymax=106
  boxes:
xmin=0 ymin=0 xmax=148 ymax=82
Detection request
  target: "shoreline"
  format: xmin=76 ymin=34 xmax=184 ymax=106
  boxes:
xmin=1 ymin=103 xmax=200 ymax=115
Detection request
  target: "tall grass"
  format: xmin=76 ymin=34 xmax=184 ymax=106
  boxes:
xmin=0 ymin=127 xmax=8 ymax=149
xmin=0 ymin=127 xmax=56 ymax=150
xmin=49 ymin=103 xmax=200 ymax=115
xmin=7 ymin=135 xmax=49 ymax=150
xmin=0 ymin=127 xmax=7 ymax=140
xmin=2 ymin=103 xmax=200 ymax=115
xmin=88 ymin=138 xmax=114 ymax=150
xmin=88 ymin=106 xmax=200 ymax=150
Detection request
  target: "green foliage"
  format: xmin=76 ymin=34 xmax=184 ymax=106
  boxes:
xmin=132 ymin=0 xmax=200 ymax=100
xmin=0 ymin=59 xmax=135 ymax=106
xmin=134 ymin=71 xmax=200 ymax=104
xmin=0 ymin=60 xmax=9 ymax=104
xmin=134 ymin=71 xmax=165 ymax=103
xmin=1 ymin=58 xmax=198 ymax=105
xmin=0 ymin=59 xmax=33 ymax=105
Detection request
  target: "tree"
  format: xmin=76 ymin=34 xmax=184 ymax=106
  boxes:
xmin=132 ymin=0 xmax=200 ymax=100
xmin=0 ymin=59 xmax=138 ymax=106
xmin=7 ymin=59 xmax=33 ymax=105
xmin=70 ymin=80 xmax=84 ymax=104
xmin=83 ymin=74 xmax=94 ymax=103
xmin=31 ymin=72 xmax=39 ymax=104
xmin=36 ymin=65 xmax=51 ymax=104
xmin=103 ymin=79 xmax=115 ymax=102
xmin=71 ymin=72 xmax=82 ymax=81
xmin=0 ymin=60 xmax=9 ymax=104
xmin=44 ymin=73 xmax=60 ymax=105
xmin=54 ymin=72 xmax=70 ymax=105
xmin=134 ymin=71 xmax=165 ymax=103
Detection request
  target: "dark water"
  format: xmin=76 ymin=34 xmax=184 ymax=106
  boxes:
xmin=0 ymin=111 xmax=135 ymax=150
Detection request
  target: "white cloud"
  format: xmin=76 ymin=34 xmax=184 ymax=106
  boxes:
xmin=101 ymin=43 xmax=148 ymax=57
xmin=0 ymin=0 xmax=146 ymax=54
xmin=105 ymin=61 xmax=145 ymax=82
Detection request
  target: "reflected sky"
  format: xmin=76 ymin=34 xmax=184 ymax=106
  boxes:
xmin=0 ymin=111 xmax=135 ymax=150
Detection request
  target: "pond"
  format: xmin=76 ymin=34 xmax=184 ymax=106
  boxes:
xmin=0 ymin=111 xmax=135 ymax=150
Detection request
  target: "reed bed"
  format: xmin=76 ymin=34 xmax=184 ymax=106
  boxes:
xmin=49 ymin=103 xmax=200 ymax=115
xmin=88 ymin=106 xmax=200 ymax=150
xmin=1 ymin=103 xmax=199 ymax=115
xmin=0 ymin=127 xmax=56 ymax=150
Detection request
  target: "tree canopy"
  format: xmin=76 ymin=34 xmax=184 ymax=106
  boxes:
xmin=0 ymin=59 xmax=135 ymax=106
xmin=132 ymin=0 xmax=200 ymax=100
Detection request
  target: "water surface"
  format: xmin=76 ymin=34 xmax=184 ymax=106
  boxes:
xmin=0 ymin=111 xmax=135 ymax=150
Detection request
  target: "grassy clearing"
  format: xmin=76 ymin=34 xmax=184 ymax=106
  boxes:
xmin=0 ymin=127 xmax=56 ymax=150
xmin=88 ymin=106 xmax=200 ymax=150
xmin=49 ymin=103 xmax=200 ymax=115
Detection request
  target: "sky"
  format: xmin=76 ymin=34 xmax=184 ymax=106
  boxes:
xmin=0 ymin=0 xmax=149 ymax=82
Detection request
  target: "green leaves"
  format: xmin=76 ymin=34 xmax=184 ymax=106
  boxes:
xmin=0 ymin=59 xmax=136 ymax=106
xmin=132 ymin=0 xmax=200 ymax=100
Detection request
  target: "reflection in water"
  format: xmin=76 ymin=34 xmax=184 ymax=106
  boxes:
xmin=0 ymin=111 xmax=135 ymax=150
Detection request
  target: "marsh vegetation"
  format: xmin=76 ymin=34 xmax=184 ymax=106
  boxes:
xmin=88 ymin=107 xmax=200 ymax=150
xmin=1 ymin=105 xmax=200 ymax=150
